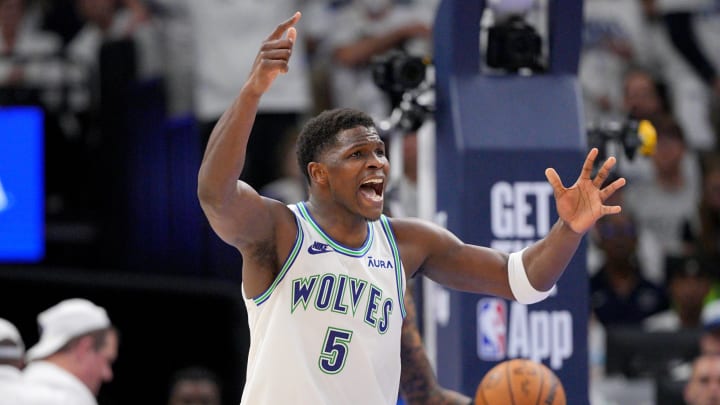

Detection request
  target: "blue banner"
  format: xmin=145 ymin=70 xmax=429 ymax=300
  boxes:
xmin=0 ymin=107 xmax=44 ymax=262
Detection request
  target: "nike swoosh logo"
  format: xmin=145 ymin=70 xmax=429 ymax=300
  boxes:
xmin=308 ymin=243 xmax=333 ymax=255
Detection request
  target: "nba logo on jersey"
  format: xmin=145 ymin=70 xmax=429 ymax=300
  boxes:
xmin=477 ymin=298 xmax=507 ymax=361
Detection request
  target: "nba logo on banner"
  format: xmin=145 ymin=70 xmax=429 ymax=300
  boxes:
xmin=477 ymin=298 xmax=507 ymax=361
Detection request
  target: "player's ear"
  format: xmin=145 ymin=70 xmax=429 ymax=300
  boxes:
xmin=308 ymin=162 xmax=328 ymax=185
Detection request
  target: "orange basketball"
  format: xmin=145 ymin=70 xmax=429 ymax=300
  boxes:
xmin=474 ymin=358 xmax=566 ymax=405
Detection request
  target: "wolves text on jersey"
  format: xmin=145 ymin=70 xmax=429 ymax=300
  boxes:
xmin=291 ymin=274 xmax=393 ymax=335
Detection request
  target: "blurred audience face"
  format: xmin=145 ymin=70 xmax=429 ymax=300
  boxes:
xmin=168 ymin=379 xmax=221 ymax=405
xmin=702 ymin=331 xmax=720 ymax=355
xmin=75 ymin=0 xmax=115 ymax=28
xmin=595 ymin=212 xmax=637 ymax=263
xmin=0 ymin=0 xmax=23 ymax=34
xmin=669 ymin=272 xmax=711 ymax=321
xmin=623 ymin=70 xmax=663 ymax=119
xmin=703 ymin=165 xmax=720 ymax=210
xmin=685 ymin=354 xmax=720 ymax=405
xmin=75 ymin=329 xmax=118 ymax=395
xmin=651 ymin=118 xmax=686 ymax=178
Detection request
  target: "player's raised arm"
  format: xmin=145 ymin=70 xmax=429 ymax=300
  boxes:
xmin=393 ymin=148 xmax=625 ymax=303
xmin=197 ymin=12 xmax=301 ymax=248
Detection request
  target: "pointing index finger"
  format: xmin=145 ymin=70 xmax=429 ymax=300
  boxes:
xmin=267 ymin=11 xmax=301 ymax=41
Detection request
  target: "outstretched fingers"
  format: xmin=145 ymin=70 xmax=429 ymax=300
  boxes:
xmin=592 ymin=155 xmax=617 ymax=188
xmin=580 ymin=148 xmax=599 ymax=181
xmin=599 ymin=176 xmax=626 ymax=202
xmin=544 ymin=167 xmax=564 ymax=193
xmin=603 ymin=204 xmax=623 ymax=215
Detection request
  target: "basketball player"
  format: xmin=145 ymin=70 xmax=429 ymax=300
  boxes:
xmin=197 ymin=12 xmax=625 ymax=404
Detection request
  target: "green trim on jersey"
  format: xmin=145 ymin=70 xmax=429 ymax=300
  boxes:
xmin=380 ymin=215 xmax=406 ymax=319
xmin=297 ymin=202 xmax=374 ymax=257
xmin=254 ymin=216 xmax=304 ymax=306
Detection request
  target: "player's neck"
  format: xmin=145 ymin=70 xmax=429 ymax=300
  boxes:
xmin=304 ymin=199 xmax=370 ymax=248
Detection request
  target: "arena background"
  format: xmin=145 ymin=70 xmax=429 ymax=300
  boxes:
xmin=1 ymin=0 xmax=703 ymax=404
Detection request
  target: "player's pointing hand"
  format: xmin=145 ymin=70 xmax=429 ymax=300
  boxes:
xmin=246 ymin=12 xmax=301 ymax=97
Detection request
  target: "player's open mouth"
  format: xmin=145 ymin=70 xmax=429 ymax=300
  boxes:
xmin=359 ymin=178 xmax=384 ymax=203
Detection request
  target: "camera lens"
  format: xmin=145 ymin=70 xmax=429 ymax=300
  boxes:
xmin=486 ymin=16 xmax=542 ymax=72
xmin=371 ymin=51 xmax=427 ymax=95
xmin=395 ymin=57 xmax=426 ymax=90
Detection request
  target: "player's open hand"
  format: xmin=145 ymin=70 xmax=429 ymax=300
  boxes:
xmin=544 ymin=148 xmax=626 ymax=234
xmin=246 ymin=12 xmax=301 ymax=97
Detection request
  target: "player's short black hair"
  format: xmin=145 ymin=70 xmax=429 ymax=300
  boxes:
xmin=296 ymin=108 xmax=376 ymax=183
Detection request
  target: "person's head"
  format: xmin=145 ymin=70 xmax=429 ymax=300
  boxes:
xmin=167 ymin=366 xmax=221 ymax=405
xmin=691 ymin=156 xmax=720 ymax=255
xmin=74 ymin=0 xmax=116 ymax=30
xmin=297 ymin=108 xmax=389 ymax=220
xmin=701 ymin=301 xmax=720 ymax=355
xmin=622 ymin=67 xmax=667 ymax=120
xmin=593 ymin=210 xmax=638 ymax=264
xmin=701 ymin=156 xmax=720 ymax=211
xmin=0 ymin=0 xmax=24 ymax=35
xmin=685 ymin=354 xmax=720 ymax=405
xmin=665 ymin=256 xmax=712 ymax=325
xmin=0 ymin=317 xmax=24 ymax=369
xmin=27 ymin=298 xmax=118 ymax=396
xmin=649 ymin=114 xmax=686 ymax=177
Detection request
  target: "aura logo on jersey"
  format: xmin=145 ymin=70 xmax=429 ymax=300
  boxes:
xmin=367 ymin=256 xmax=393 ymax=269
xmin=291 ymin=274 xmax=394 ymax=334
xmin=477 ymin=298 xmax=573 ymax=369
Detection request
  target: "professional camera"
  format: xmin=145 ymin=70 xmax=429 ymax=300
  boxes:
xmin=371 ymin=50 xmax=435 ymax=134
xmin=371 ymin=50 xmax=428 ymax=103
xmin=379 ymin=83 xmax=435 ymax=133
xmin=587 ymin=118 xmax=657 ymax=163
xmin=486 ymin=15 xmax=543 ymax=72
xmin=371 ymin=49 xmax=434 ymax=133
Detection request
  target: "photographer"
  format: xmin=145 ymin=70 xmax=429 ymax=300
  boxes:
xmin=327 ymin=0 xmax=435 ymax=120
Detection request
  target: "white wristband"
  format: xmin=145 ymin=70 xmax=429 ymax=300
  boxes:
xmin=0 ymin=346 xmax=23 ymax=359
xmin=508 ymin=248 xmax=554 ymax=305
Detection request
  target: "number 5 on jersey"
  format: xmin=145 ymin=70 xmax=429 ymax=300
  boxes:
xmin=319 ymin=327 xmax=353 ymax=374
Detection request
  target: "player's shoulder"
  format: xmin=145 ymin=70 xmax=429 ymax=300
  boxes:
xmin=262 ymin=197 xmax=300 ymax=240
xmin=385 ymin=216 xmax=445 ymax=242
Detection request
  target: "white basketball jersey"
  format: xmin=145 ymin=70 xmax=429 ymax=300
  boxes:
xmin=240 ymin=202 xmax=407 ymax=404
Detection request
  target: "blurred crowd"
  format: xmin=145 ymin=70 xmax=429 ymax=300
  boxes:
xmin=0 ymin=0 xmax=439 ymax=269
xmin=580 ymin=0 xmax=720 ymax=402
xmin=4 ymin=0 xmax=720 ymax=403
